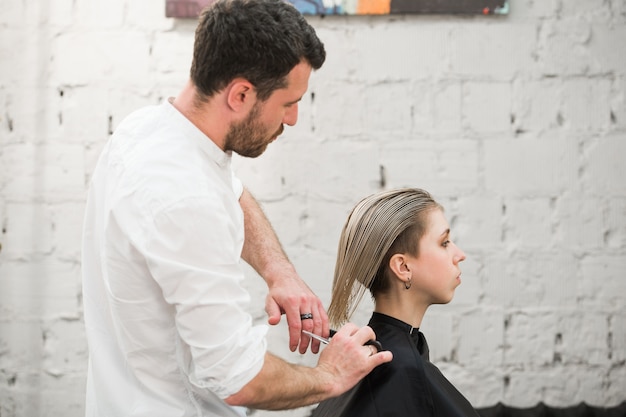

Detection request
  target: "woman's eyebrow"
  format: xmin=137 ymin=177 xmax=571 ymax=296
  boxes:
xmin=440 ymin=228 xmax=450 ymax=238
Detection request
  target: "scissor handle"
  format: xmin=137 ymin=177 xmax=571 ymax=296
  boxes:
xmin=365 ymin=339 xmax=383 ymax=352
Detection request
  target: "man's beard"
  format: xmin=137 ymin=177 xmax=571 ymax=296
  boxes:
xmin=224 ymin=103 xmax=283 ymax=158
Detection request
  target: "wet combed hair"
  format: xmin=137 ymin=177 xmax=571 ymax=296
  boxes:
xmin=327 ymin=188 xmax=442 ymax=328
xmin=190 ymin=0 xmax=326 ymax=102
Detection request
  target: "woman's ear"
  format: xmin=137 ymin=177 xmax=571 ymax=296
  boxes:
xmin=389 ymin=254 xmax=411 ymax=285
xmin=225 ymin=78 xmax=257 ymax=112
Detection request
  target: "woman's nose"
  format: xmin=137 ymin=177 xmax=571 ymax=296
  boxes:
xmin=454 ymin=245 xmax=466 ymax=264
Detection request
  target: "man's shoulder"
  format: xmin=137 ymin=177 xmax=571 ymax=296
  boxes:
xmin=102 ymin=102 xmax=241 ymax=219
xmin=114 ymin=103 xmax=164 ymax=137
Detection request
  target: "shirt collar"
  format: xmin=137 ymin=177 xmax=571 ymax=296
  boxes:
xmin=369 ymin=312 xmax=421 ymax=336
xmin=164 ymin=98 xmax=232 ymax=168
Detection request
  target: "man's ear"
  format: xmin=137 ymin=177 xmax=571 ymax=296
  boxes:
xmin=389 ymin=253 xmax=411 ymax=284
xmin=226 ymin=78 xmax=257 ymax=112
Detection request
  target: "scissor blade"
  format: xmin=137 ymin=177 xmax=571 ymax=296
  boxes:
xmin=302 ymin=329 xmax=383 ymax=352
xmin=302 ymin=330 xmax=330 ymax=344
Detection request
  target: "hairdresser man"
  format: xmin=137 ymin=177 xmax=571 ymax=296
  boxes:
xmin=81 ymin=0 xmax=392 ymax=415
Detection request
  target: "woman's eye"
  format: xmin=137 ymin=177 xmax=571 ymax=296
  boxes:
xmin=442 ymin=240 xmax=450 ymax=248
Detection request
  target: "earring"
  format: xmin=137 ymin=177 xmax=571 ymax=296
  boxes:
xmin=405 ymin=277 xmax=411 ymax=290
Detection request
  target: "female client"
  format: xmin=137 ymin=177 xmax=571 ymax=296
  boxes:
xmin=312 ymin=188 xmax=480 ymax=417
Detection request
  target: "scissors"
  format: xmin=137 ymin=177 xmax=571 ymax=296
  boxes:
xmin=302 ymin=329 xmax=383 ymax=352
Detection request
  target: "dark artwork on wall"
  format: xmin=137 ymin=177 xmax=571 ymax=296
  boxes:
xmin=166 ymin=0 xmax=509 ymax=17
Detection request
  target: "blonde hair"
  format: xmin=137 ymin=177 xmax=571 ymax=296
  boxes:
xmin=327 ymin=188 xmax=441 ymax=327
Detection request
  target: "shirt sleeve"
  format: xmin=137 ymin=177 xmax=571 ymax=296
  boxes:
xmin=140 ymin=195 xmax=267 ymax=399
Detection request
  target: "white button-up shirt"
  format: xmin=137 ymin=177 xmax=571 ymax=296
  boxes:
xmin=82 ymin=99 xmax=267 ymax=416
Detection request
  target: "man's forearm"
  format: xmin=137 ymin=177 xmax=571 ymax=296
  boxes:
xmin=225 ymin=353 xmax=332 ymax=410
xmin=225 ymin=326 xmax=393 ymax=410
xmin=239 ymin=188 xmax=293 ymax=284
xmin=238 ymin=187 xmax=328 ymax=353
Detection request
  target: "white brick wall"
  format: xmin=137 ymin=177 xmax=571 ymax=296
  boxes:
xmin=1 ymin=0 xmax=624 ymax=415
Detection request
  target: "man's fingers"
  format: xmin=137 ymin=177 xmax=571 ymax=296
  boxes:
xmin=370 ymin=349 xmax=393 ymax=365
xmin=284 ymin=304 xmax=303 ymax=352
xmin=264 ymin=278 xmax=331 ymax=354
xmin=333 ymin=324 xmax=375 ymax=341
xmin=265 ymin=296 xmax=283 ymax=326
xmin=298 ymin=305 xmax=316 ymax=354
xmin=308 ymin=301 xmax=328 ymax=354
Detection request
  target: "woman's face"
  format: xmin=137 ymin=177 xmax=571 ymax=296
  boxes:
xmin=406 ymin=209 xmax=466 ymax=306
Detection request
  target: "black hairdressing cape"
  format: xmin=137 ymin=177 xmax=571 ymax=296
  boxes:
xmin=311 ymin=312 xmax=480 ymax=417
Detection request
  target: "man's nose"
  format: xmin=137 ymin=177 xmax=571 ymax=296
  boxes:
xmin=283 ymin=103 xmax=298 ymax=126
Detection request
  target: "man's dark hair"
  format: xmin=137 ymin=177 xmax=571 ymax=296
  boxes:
xmin=190 ymin=0 xmax=326 ymax=102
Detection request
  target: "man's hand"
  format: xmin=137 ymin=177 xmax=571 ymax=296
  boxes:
xmin=225 ymin=324 xmax=392 ymax=410
xmin=239 ymin=188 xmax=330 ymax=354
xmin=265 ymin=272 xmax=329 ymax=354
xmin=315 ymin=324 xmax=393 ymax=397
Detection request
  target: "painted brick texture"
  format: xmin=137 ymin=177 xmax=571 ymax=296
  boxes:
xmin=0 ymin=0 xmax=624 ymax=416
